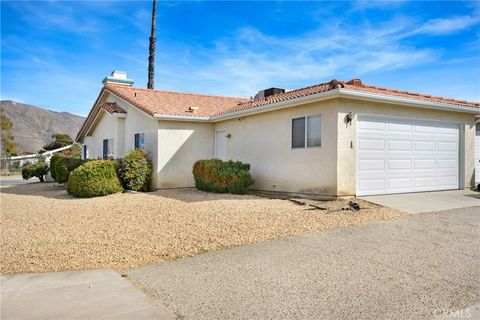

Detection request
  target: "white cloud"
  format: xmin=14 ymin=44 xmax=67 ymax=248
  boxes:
xmin=409 ymin=15 xmax=480 ymax=36
xmin=155 ymin=23 xmax=437 ymax=97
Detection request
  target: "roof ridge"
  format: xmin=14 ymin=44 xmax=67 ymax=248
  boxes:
xmin=104 ymin=84 xmax=248 ymax=101
xmin=236 ymin=81 xmax=333 ymax=106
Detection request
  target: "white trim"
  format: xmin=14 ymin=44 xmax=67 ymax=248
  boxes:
xmin=339 ymin=89 xmax=479 ymax=114
xmin=153 ymin=113 xmax=210 ymax=121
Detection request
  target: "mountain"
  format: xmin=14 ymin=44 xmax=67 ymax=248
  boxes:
xmin=0 ymin=100 xmax=85 ymax=154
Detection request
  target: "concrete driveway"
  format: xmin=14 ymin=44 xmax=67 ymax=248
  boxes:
xmin=127 ymin=206 xmax=480 ymax=320
xmin=361 ymin=189 xmax=479 ymax=213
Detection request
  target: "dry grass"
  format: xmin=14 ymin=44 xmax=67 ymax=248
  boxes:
xmin=0 ymin=183 xmax=410 ymax=274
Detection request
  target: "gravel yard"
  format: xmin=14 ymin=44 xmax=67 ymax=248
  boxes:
xmin=0 ymin=183 xmax=410 ymax=274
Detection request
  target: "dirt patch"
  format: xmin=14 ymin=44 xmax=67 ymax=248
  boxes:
xmin=0 ymin=183 xmax=411 ymax=274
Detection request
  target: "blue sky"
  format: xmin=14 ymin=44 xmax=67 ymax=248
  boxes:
xmin=1 ymin=0 xmax=479 ymax=116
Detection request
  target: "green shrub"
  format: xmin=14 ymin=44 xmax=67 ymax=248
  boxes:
xmin=22 ymin=161 xmax=49 ymax=182
xmin=117 ymin=149 xmax=152 ymax=191
xmin=67 ymin=160 xmax=123 ymax=198
xmin=50 ymin=154 xmax=85 ymax=183
xmin=193 ymin=159 xmax=254 ymax=194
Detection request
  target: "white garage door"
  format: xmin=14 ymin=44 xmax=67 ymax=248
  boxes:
xmin=356 ymin=116 xmax=460 ymax=196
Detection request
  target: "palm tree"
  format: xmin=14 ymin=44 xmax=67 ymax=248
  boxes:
xmin=147 ymin=0 xmax=156 ymax=89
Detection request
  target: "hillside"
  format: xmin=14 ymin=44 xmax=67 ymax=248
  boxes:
xmin=0 ymin=100 xmax=85 ymax=154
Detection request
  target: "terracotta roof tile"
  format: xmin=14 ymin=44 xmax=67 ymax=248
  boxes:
xmin=104 ymin=84 xmax=248 ymax=117
xmin=101 ymin=102 xmax=126 ymax=114
xmin=77 ymin=79 xmax=479 ymax=141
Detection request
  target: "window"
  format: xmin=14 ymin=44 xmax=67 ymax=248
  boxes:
xmin=103 ymin=138 xmax=114 ymax=159
xmin=134 ymin=133 xmax=145 ymax=150
xmin=292 ymin=114 xmax=322 ymax=148
xmin=82 ymin=145 xmax=88 ymax=160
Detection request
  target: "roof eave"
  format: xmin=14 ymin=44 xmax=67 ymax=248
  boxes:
xmin=338 ymin=89 xmax=480 ymax=114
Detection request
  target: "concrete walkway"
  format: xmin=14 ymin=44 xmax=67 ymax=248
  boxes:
xmin=1 ymin=269 xmax=172 ymax=320
xmin=127 ymin=207 xmax=480 ymax=320
xmin=361 ymin=189 xmax=479 ymax=213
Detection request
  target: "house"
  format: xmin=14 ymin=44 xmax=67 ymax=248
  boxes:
xmin=76 ymin=71 xmax=480 ymax=197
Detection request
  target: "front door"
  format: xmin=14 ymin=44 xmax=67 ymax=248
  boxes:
xmin=215 ymin=130 xmax=227 ymax=160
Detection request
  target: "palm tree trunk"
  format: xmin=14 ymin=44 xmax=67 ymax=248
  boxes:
xmin=147 ymin=0 xmax=156 ymax=89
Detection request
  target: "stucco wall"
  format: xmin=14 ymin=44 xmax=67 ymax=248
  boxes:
xmin=336 ymin=98 xmax=477 ymax=196
xmin=214 ymin=100 xmax=338 ymax=195
xmin=157 ymin=121 xmax=214 ymax=188
xmin=83 ymin=111 xmax=121 ymax=160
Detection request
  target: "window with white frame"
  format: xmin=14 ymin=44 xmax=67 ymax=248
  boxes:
xmin=292 ymin=114 xmax=322 ymax=148
xmin=102 ymin=138 xmax=114 ymax=159
xmin=134 ymin=132 xmax=145 ymax=150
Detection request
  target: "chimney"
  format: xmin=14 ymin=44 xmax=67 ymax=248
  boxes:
xmin=102 ymin=70 xmax=134 ymax=86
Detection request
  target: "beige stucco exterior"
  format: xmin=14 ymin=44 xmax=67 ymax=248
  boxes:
xmin=213 ymin=100 xmax=339 ymax=195
xmin=81 ymin=90 xmax=478 ymax=197
xmin=157 ymin=121 xmax=214 ymax=188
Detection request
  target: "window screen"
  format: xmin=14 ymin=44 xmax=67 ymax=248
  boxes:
xmin=135 ymin=133 xmax=145 ymax=150
xmin=307 ymin=115 xmax=322 ymax=147
xmin=292 ymin=117 xmax=306 ymax=148
xmin=82 ymin=145 xmax=88 ymax=160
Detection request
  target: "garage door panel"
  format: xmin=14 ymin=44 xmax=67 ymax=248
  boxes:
xmin=438 ymin=142 xmax=457 ymax=152
xmin=388 ymin=140 xmax=411 ymax=151
xmin=414 ymin=121 xmax=436 ymax=134
xmin=358 ymin=159 xmax=385 ymax=170
xmin=438 ymin=159 xmax=457 ymax=169
xmin=438 ymin=175 xmax=458 ymax=187
xmin=387 ymin=177 xmax=413 ymax=190
xmin=388 ymin=159 xmax=411 ymax=170
xmin=358 ymin=139 xmax=385 ymax=151
xmin=388 ymin=120 xmax=412 ymax=134
xmin=414 ymin=159 xmax=435 ymax=169
xmin=414 ymin=141 xmax=435 ymax=151
xmin=359 ymin=117 xmax=386 ymax=132
xmin=357 ymin=116 xmax=459 ymax=196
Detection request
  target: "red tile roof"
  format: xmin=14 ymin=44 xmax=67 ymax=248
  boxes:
xmin=77 ymin=79 xmax=479 ymax=141
xmin=104 ymin=84 xmax=248 ymax=117
xmin=217 ymin=79 xmax=479 ymax=115
xmin=76 ymin=102 xmax=125 ymax=141
xmin=101 ymin=102 xmax=126 ymax=114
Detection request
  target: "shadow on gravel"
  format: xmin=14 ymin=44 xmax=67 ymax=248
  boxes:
xmin=151 ymin=188 xmax=260 ymax=203
xmin=0 ymin=182 xmax=75 ymax=200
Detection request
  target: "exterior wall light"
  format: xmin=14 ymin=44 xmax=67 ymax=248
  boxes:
xmin=345 ymin=112 xmax=355 ymax=125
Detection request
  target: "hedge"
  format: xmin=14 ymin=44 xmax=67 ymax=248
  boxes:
xmin=117 ymin=149 xmax=152 ymax=191
xmin=193 ymin=159 xmax=254 ymax=194
xmin=50 ymin=154 xmax=85 ymax=183
xmin=22 ymin=161 xmax=49 ymax=182
xmin=67 ymin=160 xmax=122 ymax=198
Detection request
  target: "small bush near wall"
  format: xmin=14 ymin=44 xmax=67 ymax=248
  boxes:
xmin=67 ymin=160 xmax=122 ymax=198
xmin=193 ymin=159 xmax=254 ymax=194
xmin=22 ymin=161 xmax=49 ymax=182
xmin=117 ymin=149 xmax=152 ymax=191
xmin=50 ymin=154 xmax=86 ymax=183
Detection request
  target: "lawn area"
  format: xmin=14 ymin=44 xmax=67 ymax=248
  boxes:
xmin=0 ymin=183 xmax=410 ymax=274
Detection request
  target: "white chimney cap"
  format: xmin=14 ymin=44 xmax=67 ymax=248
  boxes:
xmin=102 ymin=70 xmax=134 ymax=86
xmin=111 ymin=70 xmax=127 ymax=79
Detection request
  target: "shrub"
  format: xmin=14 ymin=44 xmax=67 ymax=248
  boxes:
xmin=193 ymin=159 xmax=254 ymax=194
xmin=50 ymin=154 xmax=85 ymax=183
xmin=22 ymin=161 xmax=49 ymax=182
xmin=67 ymin=160 xmax=122 ymax=198
xmin=117 ymin=149 xmax=152 ymax=191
